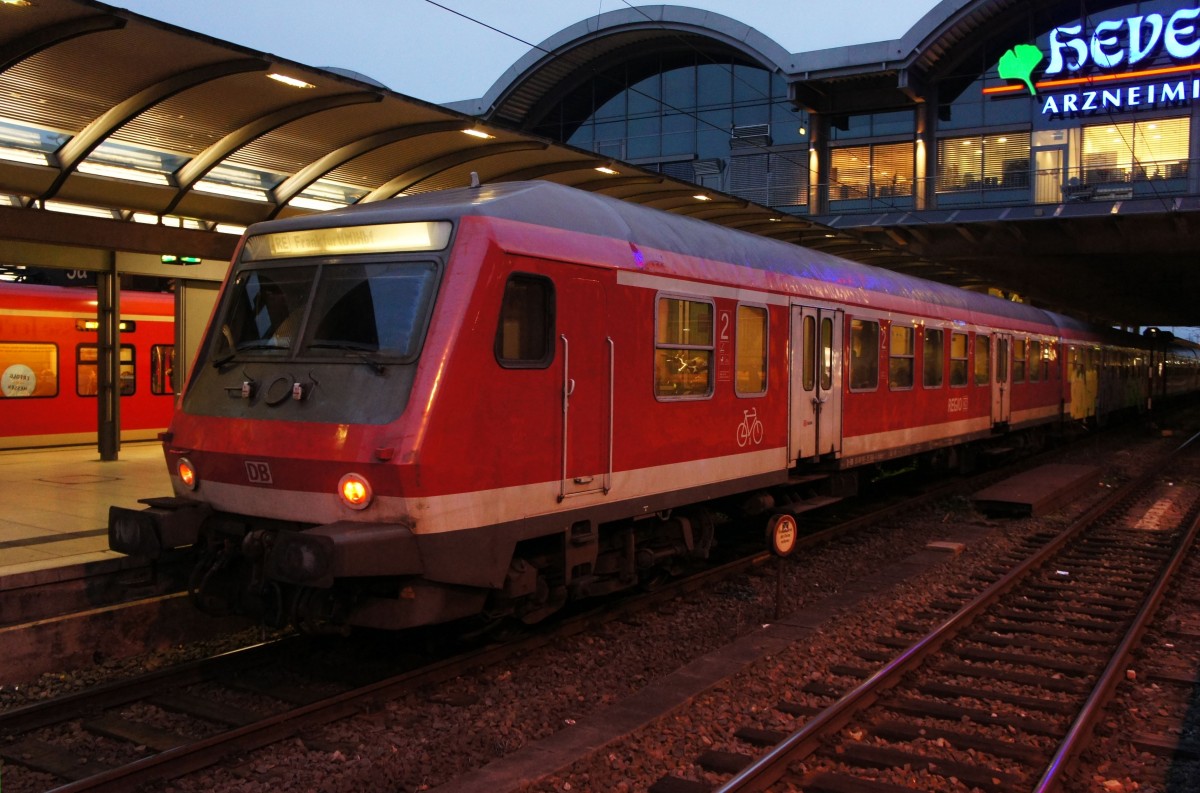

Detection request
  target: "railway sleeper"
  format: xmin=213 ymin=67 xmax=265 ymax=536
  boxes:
xmin=828 ymin=741 xmax=1025 ymax=793
xmin=884 ymin=695 xmax=1063 ymax=736
xmin=867 ymin=717 xmax=1049 ymax=765
xmin=0 ymin=737 xmax=117 ymax=781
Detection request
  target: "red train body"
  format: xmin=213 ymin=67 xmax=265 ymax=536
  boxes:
xmin=108 ymin=182 xmax=1200 ymax=631
xmin=0 ymin=283 xmax=175 ymax=450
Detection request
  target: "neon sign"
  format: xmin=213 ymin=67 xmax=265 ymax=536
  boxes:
xmin=1047 ymin=8 xmax=1200 ymax=76
xmin=988 ymin=3 xmax=1200 ymax=116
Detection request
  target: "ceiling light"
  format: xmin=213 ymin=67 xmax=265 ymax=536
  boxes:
xmin=0 ymin=1 xmax=33 ymax=7
xmin=77 ymin=162 xmax=170 ymax=185
xmin=692 ymin=194 xmax=712 ymax=201
xmin=0 ymin=146 xmax=48 ymax=165
xmin=288 ymin=195 xmax=347 ymax=211
xmin=44 ymin=200 xmax=118 ymax=219
xmin=595 ymin=166 xmax=619 ymax=175
xmin=193 ymin=180 xmax=269 ymax=202
xmin=268 ymin=73 xmax=315 ymax=89
xmin=462 ymin=128 xmax=495 ymax=139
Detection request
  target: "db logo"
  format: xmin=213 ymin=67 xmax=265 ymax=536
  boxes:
xmin=245 ymin=460 xmax=273 ymax=484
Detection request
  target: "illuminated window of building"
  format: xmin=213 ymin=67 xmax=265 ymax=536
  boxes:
xmin=655 ymin=296 xmax=713 ymax=398
xmin=1080 ymin=117 xmax=1189 ymax=184
xmin=830 ymin=143 xmax=913 ymax=202
xmin=937 ymin=132 xmax=1031 ymax=192
xmin=889 ymin=324 xmax=914 ymax=390
xmin=735 ymin=304 xmax=767 ymax=396
xmin=830 ymin=146 xmax=871 ymax=201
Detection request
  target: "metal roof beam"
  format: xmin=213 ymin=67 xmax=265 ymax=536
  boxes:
xmin=360 ymin=141 xmax=549 ymax=202
xmin=164 ymin=91 xmax=383 ymax=215
xmin=40 ymin=57 xmax=269 ymax=202
xmin=492 ymin=159 xmax=607 ymax=182
xmin=269 ymin=120 xmax=471 ymax=209
xmin=0 ymin=14 xmax=126 ymax=73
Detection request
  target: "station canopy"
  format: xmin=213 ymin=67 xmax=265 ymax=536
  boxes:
xmin=0 ymin=0 xmax=912 ymax=268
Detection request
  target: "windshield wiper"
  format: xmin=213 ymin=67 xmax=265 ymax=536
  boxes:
xmin=211 ymin=341 xmax=291 ymax=368
xmin=307 ymin=343 xmax=387 ymax=375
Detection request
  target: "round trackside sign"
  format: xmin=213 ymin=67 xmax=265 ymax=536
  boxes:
xmin=767 ymin=513 xmax=798 ymax=557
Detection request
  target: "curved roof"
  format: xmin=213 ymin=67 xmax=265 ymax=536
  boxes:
xmin=469 ymin=5 xmax=794 ymax=126
xmin=787 ymin=0 xmax=1134 ymax=111
xmin=0 ymin=0 xmax=877 ymax=262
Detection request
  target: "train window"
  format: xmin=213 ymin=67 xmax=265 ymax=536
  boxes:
xmin=820 ymin=317 xmax=833 ymax=391
xmin=889 ymin=325 xmax=914 ymax=390
xmin=802 ymin=316 xmax=816 ymax=390
xmin=1029 ymin=340 xmax=1042 ymax=382
xmin=735 ymin=305 xmax=767 ymax=396
xmin=923 ymin=328 xmax=944 ymax=388
xmin=0 ymin=342 xmax=58 ymax=398
xmin=495 ymin=274 xmax=555 ymax=368
xmin=219 ymin=268 xmax=312 ymax=357
xmin=77 ymin=344 xmax=134 ymax=397
xmin=1013 ymin=339 xmax=1027 ymax=382
xmin=849 ymin=319 xmax=878 ymax=390
xmin=655 ymin=296 xmax=713 ymax=398
xmin=151 ymin=344 xmax=176 ymax=395
xmin=974 ymin=335 xmax=990 ymax=385
xmin=950 ymin=332 xmax=968 ymax=387
xmin=306 ymin=261 xmax=437 ymax=361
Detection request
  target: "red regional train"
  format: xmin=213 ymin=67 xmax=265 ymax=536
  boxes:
xmin=109 ymin=181 xmax=1200 ymax=632
xmin=0 ymin=283 xmax=175 ymax=450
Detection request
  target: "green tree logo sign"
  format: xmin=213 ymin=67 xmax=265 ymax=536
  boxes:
xmin=998 ymin=44 xmax=1045 ymax=95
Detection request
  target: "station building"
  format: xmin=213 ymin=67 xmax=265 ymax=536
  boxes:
xmin=461 ymin=0 xmax=1200 ymax=325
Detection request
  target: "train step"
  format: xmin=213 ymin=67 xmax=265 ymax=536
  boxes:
xmin=781 ymin=495 xmax=843 ymax=515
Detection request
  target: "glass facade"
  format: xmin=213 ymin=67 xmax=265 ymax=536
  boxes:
xmin=531 ymin=51 xmax=809 ymax=208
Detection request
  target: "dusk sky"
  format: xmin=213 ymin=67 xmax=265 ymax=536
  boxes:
xmin=111 ymin=1 xmax=943 ymax=104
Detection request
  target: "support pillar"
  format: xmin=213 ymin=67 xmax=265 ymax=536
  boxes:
xmin=97 ymin=257 xmax=120 ymax=461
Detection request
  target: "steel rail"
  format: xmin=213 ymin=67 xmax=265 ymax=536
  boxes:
xmin=1033 ymin=445 xmax=1200 ymax=792
xmin=715 ymin=429 xmax=1200 ymax=792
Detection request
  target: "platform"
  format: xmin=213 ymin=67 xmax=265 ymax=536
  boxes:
xmin=972 ymin=463 xmax=1102 ymax=518
xmin=0 ymin=442 xmax=171 ymax=578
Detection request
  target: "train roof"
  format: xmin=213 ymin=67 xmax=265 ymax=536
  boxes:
xmin=252 ymin=181 xmax=1069 ymax=332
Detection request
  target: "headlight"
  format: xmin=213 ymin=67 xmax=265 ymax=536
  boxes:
xmin=177 ymin=457 xmax=198 ymax=490
xmin=338 ymin=473 xmax=372 ymax=509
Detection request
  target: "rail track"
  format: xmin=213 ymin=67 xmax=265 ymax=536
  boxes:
xmin=645 ymin=430 xmax=1200 ymax=792
xmin=1 ymin=418 xmax=1186 ymax=792
xmin=0 ymin=436 xmax=1071 ymax=793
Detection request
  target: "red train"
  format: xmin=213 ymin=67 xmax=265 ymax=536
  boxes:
xmin=109 ymin=181 xmax=1200 ymax=632
xmin=0 ymin=283 xmax=175 ymax=450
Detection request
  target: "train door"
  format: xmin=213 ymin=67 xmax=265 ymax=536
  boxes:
xmin=557 ymin=274 xmax=612 ymax=500
xmin=789 ymin=305 xmax=842 ymax=463
xmin=992 ymin=333 xmax=1012 ymax=426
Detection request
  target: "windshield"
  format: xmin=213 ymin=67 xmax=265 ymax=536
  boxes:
xmin=214 ymin=260 xmax=437 ymax=363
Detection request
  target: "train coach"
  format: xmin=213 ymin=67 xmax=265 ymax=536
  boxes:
xmin=109 ymin=180 xmax=1199 ymax=633
xmin=0 ymin=283 xmax=175 ymax=449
